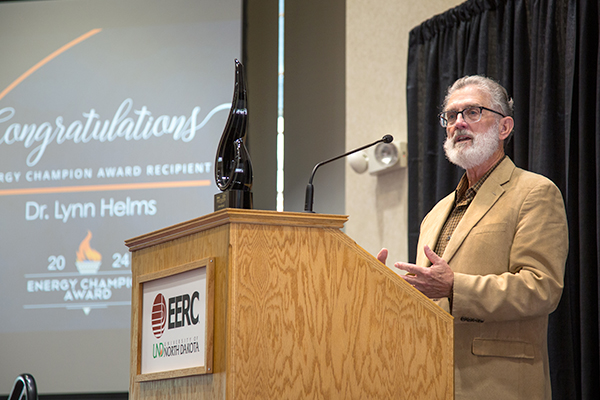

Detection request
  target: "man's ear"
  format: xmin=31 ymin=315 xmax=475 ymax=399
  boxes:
xmin=499 ymin=116 xmax=514 ymax=140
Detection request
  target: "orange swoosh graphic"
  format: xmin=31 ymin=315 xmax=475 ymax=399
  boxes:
xmin=0 ymin=28 xmax=102 ymax=102
xmin=0 ymin=180 xmax=211 ymax=197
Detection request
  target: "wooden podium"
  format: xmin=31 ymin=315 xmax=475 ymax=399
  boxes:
xmin=126 ymin=209 xmax=453 ymax=399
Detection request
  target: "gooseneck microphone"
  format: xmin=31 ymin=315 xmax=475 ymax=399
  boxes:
xmin=304 ymin=134 xmax=393 ymax=213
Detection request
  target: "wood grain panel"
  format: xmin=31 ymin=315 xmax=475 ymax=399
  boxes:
xmin=227 ymin=221 xmax=453 ymax=399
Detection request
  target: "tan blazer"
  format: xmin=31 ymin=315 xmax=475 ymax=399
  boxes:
xmin=416 ymin=157 xmax=568 ymax=400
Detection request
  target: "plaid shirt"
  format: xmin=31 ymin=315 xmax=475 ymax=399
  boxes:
xmin=434 ymin=156 xmax=506 ymax=258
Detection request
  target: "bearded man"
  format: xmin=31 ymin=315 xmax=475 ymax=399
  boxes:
xmin=378 ymin=76 xmax=568 ymax=399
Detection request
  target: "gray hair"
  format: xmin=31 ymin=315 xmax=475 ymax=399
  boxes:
xmin=443 ymin=75 xmax=514 ymax=117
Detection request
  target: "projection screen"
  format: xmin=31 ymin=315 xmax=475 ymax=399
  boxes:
xmin=0 ymin=0 xmax=241 ymax=394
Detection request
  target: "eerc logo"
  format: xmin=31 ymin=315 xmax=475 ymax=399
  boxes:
xmin=150 ymin=291 xmax=201 ymax=339
xmin=152 ymin=293 xmax=167 ymax=339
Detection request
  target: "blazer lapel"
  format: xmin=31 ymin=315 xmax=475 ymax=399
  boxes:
xmin=441 ymin=158 xmax=515 ymax=263
xmin=416 ymin=193 xmax=454 ymax=267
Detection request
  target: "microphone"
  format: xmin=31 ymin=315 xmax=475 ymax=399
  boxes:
xmin=304 ymin=134 xmax=394 ymax=213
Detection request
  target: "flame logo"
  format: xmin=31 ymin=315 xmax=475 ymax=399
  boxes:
xmin=76 ymin=230 xmax=102 ymax=262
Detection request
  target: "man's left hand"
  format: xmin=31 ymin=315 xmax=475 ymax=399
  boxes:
xmin=394 ymin=245 xmax=454 ymax=299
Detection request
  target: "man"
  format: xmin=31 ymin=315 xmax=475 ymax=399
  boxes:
xmin=378 ymin=76 xmax=568 ymax=399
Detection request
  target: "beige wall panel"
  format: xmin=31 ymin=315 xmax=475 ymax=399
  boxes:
xmin=345 ymin=0 xmax=464 ymax=266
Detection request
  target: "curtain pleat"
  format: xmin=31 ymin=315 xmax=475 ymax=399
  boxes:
xmin=406 ymin=0 xmax=599 ymax=398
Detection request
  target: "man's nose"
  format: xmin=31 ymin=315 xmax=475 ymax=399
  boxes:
xmin=453 ymin=113 xmax=469 ymax=129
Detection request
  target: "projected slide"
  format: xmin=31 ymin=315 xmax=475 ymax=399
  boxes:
xmin=0 ymin=0 xmax=241 ymax=393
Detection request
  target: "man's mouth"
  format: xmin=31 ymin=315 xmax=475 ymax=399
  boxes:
xmin=453 ymin=132 xmax=474 ymax=144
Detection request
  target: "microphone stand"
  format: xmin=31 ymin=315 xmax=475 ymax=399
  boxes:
xmin=304 ymin=135 xmax=393 ymax=213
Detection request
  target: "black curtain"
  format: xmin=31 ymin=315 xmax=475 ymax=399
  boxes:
xmin=406 ymin=0 xmax=599 ymax=398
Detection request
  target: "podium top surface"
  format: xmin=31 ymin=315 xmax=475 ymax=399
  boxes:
xmin=125 ymin=208 xmax=349 ymax=252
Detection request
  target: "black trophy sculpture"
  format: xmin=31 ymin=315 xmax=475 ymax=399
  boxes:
xmin=214 ymin=59 xmax=253 ymax=211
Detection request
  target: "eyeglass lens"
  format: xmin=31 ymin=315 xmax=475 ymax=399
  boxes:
xmin=442 ymin=107 xmax=482 ymax=126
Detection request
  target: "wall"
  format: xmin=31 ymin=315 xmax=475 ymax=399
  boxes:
xmin=345 ymin=0 xmax=464 ymax=267
xmin=246 ymin=0 xmax=346 ymax=215
xmin=244 ymin=0 xmax=279 ymax=211
xmin=284 ymin=0 xmax=346 ymax=214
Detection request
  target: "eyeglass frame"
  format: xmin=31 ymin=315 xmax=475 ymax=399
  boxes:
xmin=438 ymin=106 xmax=506 ymax=128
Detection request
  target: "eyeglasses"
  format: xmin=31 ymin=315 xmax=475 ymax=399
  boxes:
xmin=438 ymin=106 xmax=505 ymax=128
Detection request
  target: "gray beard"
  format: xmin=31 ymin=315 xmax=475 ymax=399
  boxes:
xmin=443 ymin=123 xmax=500 ymax=170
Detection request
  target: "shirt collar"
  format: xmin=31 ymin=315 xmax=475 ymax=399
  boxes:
xmin=455 ymin=155 xmax=507 ymax=202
